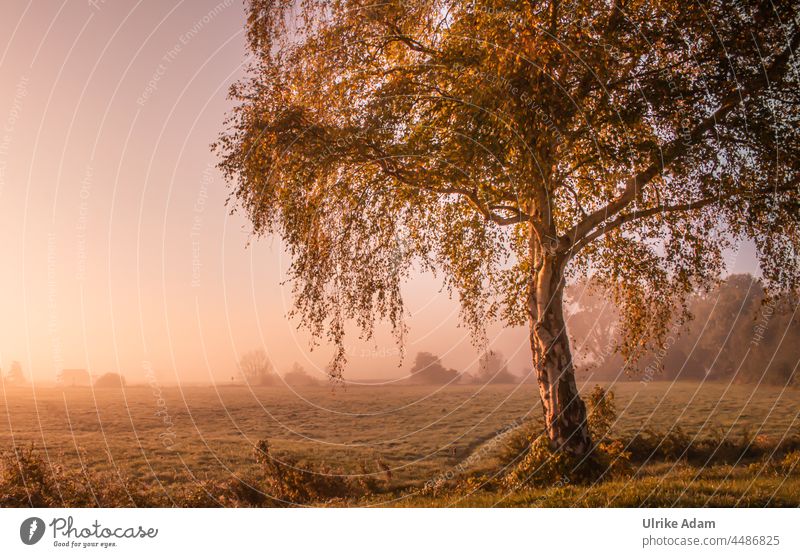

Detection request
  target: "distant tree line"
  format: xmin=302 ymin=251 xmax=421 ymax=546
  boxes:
xmin=1 ymin=364 xmax=129 ymax=388
xmin=405 ymin=351 xmax=523 ymax=385
xmin=238 ymin=349 xmax=321 ymax=387
xmin=567 ymin=274 xmax=799 ymax=385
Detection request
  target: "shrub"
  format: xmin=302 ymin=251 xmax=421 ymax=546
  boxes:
xmin=253 ymin=440 xmax=356 ymax=505
xmin=499 ymin=387 xmax=631 ymax=490
xmin=94 ymin=373 xmax=126 ymax=389
xmin=587 ymin=385 xmax=616 ymax=441
xmin=496 ymin=419 xmax=541 ymax=467
xmin=625 ymin=426 xmax=800 ymax=465
xmin=0 ymin=445 xmax=167 ymax=507
xmin=0 ymin=445 xmax=54 ymax=507
xmin=502 ymin=435 xmax=574 ymax=490
xmin=282 ymin=363 xmax=320 ymax=387
xmin=628 ymin=426 xmax=691 ymax=462
xmin=779 ymin=451 xmax=800 ymax=475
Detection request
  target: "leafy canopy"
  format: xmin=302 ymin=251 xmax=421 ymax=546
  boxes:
xmin=215 ymin=0 xmax=800 ymax=376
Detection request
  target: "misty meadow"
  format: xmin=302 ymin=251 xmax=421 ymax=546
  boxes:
xmin=2 ymin=0 xmax=799 ymax=509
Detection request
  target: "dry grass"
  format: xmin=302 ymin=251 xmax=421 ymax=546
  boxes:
xmin=0 ymin=381 xmax=797 ymax=507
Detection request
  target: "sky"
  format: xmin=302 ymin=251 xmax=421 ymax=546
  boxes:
xmin=0 ymin=0 xmax=761 ymax=385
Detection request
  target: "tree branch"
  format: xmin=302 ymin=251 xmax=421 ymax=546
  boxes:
xmin=379 ymin=22 xmax=439 ymax=56
xmin=366 ymin=145 xmax=532 ymax=226
xmin=568 ymin=179 xmax=800 ymax=255
xmin=565 ymin=30 xmax=800 ymax=247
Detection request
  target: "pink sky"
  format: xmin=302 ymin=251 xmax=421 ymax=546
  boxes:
xmin=0 ymin=1 xmax=759 ymax=384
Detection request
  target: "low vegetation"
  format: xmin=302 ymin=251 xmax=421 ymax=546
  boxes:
xmin=1 ymin=384 xmax=797 ymax=507
xmin=94 ymin=373 xmax=127 ymax=389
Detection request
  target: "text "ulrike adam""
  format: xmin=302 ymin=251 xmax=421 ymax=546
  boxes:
xmin=643 ymin=517 xmax=716 ymax=529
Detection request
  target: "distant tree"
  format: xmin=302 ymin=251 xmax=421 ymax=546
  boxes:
xmin=217 ymin=0 xmax=800 ymax=455
xmin=685 ymin=274 xmax=764 ymax=379
xmin=686 ymin=275 xmax=800 ymax=385
xmin=239 ymin=349 xmax=277 ymax=386
xmin=6 ymin=361 xmax=26 ymax=385
xmin=407 ymin=352 xmax=460 ymax=385
xmin=567 ymin=277 xmax=695 ymax=380
xmin=567 ymin=274 xmax=800 ymax=386
xmin=471 ymin=351 xmax=519 ymax=384
xmin=755 ymin=301 xmax=800 ymax=387
xmin=283 ymin=362 xmax=321 ymax=387
xmin=94 ymin=373 xmax=127 ymax=389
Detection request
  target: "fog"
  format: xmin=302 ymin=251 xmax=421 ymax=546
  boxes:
xmin=0 ymin=1 xmax=761 ymax=385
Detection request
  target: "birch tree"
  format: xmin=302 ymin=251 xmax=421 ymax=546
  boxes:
xmin=216 ymin=0 xmax=800 ymax=455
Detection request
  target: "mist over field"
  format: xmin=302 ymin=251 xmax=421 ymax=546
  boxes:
xmin=1 ymin=0 xmax=798 ymax=510
xmin=0 ymin=1 xmax=771 ymax=388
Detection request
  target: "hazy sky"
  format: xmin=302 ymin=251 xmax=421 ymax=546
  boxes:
xmin=0 ymin=0 xmax=760 ymax=384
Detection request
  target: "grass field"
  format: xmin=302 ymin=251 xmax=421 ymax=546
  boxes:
xmin=1 ymin=381 xmax=798 ymax=507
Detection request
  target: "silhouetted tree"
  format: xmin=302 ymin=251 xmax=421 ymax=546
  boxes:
xmin=217 ymin=0 xmax=800 ymax=455
xmin=283 ymin=362 xmax=321 ymax=387
xmin=567 ymin=274 xmax=800 ymax=386
xmin=686 ymin=275 xmax=800 ymax=385
xmin=239 ymin=349 xmax=277 ymax=386
xmin=407 ymin=352 xmax=460 ymax=385
xmin=6 ymin=361 xmax=26 ymax=385
xmin=94 ymin=373 xmax=127 ymax=389
xmin=471 ymin=351 xmax=519 ymax=384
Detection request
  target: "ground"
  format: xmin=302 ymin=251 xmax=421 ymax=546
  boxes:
xmin=1 ymin=381 xmax=798 ymax=506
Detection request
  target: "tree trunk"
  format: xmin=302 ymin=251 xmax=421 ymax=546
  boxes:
xmin=527 ymin=235 xmax=592 ymax=457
